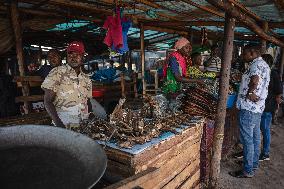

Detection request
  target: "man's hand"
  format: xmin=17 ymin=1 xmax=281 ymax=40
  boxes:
xmin=54 ymin=120 xmax=65 ymax=128
xmin=247 ymin=93 xmax=259 ymax=102
xmin=43 ymin=88 xmax=65 ymax=128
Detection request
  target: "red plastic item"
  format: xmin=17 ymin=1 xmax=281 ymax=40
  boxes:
xmin=92 ymin=89 xmax=105 ymax=98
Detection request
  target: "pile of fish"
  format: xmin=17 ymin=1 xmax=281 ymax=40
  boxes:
xmin=73 ymin=98 xmax=194 ymax=148
xmin=180 ymin=84 xmax=217 ymax=119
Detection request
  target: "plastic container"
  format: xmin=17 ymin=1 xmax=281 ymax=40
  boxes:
xmin=227 ymin=94 xmax=237 ymax=109
xmin=92 ymin=89 xmax=105 ymax=98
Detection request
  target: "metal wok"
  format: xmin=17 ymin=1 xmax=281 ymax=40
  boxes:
xmin=0 ymin=125 xmax=107 ymax=189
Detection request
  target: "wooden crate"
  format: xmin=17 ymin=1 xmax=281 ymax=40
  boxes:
xmin=105 ymin=120 xmax=204 ymax=189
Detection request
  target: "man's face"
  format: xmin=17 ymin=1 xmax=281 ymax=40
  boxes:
xmin=179 ymin=43 xmax=192 ymax=57
xmin=242 ymin=49 xmax=253 ymax=63
xmin=48 ymin=53 xmax=61 ymax=67
xmin=194 ymin=55 xmax=202 ymax=66
xmin=67 ymin=52 xmax=83 ymax=68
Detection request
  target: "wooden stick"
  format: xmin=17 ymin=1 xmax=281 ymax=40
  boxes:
xmin=181 ymin=0 xmax=224 ymax=18
xmin=120 ymin=73 xmax=126 ymax=98
xmin=209 ymin=13 xmax=235 ymax=188
xmin=10 ymin=0 xmax=30 ymax=114
xmin=261 ymin=21 xmax=269 ymax=54
xmin=140 ymin=23 xmax=146 ymax=96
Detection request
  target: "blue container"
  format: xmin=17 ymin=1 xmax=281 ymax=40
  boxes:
xmin=227 ymin=94 xmax=237 ymax=109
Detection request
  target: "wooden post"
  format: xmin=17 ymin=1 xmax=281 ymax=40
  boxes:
xmin=209 ymin=13 xmax=235 ymax=188
xmin=261 ymin=21 xmax=268 ymax=54
xmin=140 ymin=23 xmax=146 ymax=96
xmin=133 ymin=73 xmax=138 ymax=98
xmin=280 ymin=49 xmax=284 ymax=82
xmin=10 ymin=0 xmax=30 ymax=114
xmin=120 ymin=73 xmax=126 ymax=98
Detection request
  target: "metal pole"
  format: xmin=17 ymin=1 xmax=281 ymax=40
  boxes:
xmin=261 ymin=21 xmax=268 ymax=54
xmin=209 ymin=13 xmax=235 ymax=188
xmin=140 ymin=23 xmax=146 ymax=96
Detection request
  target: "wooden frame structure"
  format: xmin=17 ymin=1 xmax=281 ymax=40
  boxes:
xmin=1 ymin=0 xmax=284 ymax=188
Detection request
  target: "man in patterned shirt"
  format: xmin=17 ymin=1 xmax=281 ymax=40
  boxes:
xmin=42 ymin=41 xmax=92 ymax=128
xmin=231 ymin=44 xmax=270 ymax=178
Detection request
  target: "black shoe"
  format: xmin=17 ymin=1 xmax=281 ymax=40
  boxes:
xmin=229 ymin=170 xmax=254 ymax=178
xmin=234 ymin=151 xmax=243 ymax=159
xmin=259 ymin=154 xmax=270 ymax=161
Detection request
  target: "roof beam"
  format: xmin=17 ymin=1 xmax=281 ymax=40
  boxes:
xmin=143 ymin=25 xmax=188 ymax=36
xmin=133 ymin=0 xmax=199 ymax=20
xmin=206 ymin=0 xmax=284 ymax=47
xmin=99 ymin=0 xmax=180 ymax=21
xmin=228 ymin=0 xmax=262 ymax=22
xmin=228 ymin=0 xmax=282 ymax=39
xmin=31 ymin=0 xmax=50 ymax=9
xmin=180 ymin=0 xmax=224 ymax=18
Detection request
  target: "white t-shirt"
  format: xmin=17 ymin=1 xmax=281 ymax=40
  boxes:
xmin=236 ymin=57 xmax=270 ymax=113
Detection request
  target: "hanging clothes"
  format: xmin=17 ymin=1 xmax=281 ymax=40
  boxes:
xmin=113 ymin=17 xmax=132 ymax=54
xmin=103 ymin=10 xmax=123 ymax=49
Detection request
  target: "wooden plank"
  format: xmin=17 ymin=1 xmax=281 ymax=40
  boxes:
xmin=15 ymin=95 xmax=44 ymax=103
xmin=140 ymin=142 xmax=200 ymax=189
xmin=162 ymin=157 xmax=200 ymax=189
xmin=133 ymin=132 xmax=201 ymax=173
xmin=16 ymin=81 xmax=42 ymax=87
xmin=105 ymin=148 xmax=133 ymax=165
xmin=194 ymin=183 xmax=201 ymax=189
xmin=105 ymin=167 xmax=158 ymax=189
xmin=179 ymin=169 xmax=200 ymax=189
xmin=14 ymin=76 xmax=43 ymax=82
xmin=105 ymin=160 xmax=135 ymax=179
xmin=133 ymin=124 xmax=202 ymax=169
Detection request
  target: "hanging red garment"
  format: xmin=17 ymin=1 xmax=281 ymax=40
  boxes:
xmin=103 ymin=10 xmax=123 ymax=49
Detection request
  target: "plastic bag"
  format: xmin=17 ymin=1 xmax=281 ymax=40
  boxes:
xmin=162 ymin=67 xmax=180 ymax=94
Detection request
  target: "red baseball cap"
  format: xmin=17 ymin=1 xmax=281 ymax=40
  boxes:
xmin=67 ymin=41 xmax=85 ymax=55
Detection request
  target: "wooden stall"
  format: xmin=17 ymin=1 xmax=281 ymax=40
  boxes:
xmin=104 ymin=117 xmax=204 ymax=189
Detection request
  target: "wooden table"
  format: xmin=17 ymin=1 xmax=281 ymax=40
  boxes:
xmin=0 ymin=112 xmax=51 ymax=127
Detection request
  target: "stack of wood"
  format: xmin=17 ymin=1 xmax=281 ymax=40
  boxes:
xmin=180 ymin=85 xmax=217 ymax=119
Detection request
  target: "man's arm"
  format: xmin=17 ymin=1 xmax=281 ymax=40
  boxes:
xmin=43 ymin=89 xmax=65 ymax=128
xmin=247 ymin=75 xmax=260 ymax=102
xmin=87 ymin=99 xmax=93 ymax=113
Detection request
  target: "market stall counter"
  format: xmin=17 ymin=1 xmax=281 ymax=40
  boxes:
xmin=72 ymin=96 xmax=204 ymax=189
xmin=104 ymin=116 xmax=204 ymax=189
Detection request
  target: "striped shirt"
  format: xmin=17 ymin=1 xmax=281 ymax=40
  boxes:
xmin=205 ymin=56 xmax=222 ymax=72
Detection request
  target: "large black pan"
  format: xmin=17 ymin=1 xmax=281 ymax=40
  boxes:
xmin=0 ymin=125 xmax=107 ymax=189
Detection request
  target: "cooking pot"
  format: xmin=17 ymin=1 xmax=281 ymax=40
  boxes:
xmin=0 ymin=125 xmax=107 ymax=189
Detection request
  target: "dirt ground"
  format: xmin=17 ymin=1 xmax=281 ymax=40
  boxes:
xmin=219 ymin=117 xmax=284 ymax=189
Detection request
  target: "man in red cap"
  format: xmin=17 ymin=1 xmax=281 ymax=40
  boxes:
xmin=41 ymin=41 xmax=92 ymax=128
